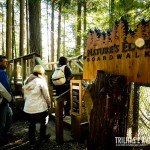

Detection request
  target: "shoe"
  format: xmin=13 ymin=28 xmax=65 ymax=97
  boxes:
xmin=0 ymin=140 xmax=7 ymax=146
xmin=0 ymin=136 xmax=8 ymax=146
xmin=30 ymin=144 xmax=35 ymax=150
xmin=5 ymin=132 xmax=14 ymax=138
xmin=2 ymin=132 xmax=14 ymax=139
xmin=39 ymin=134 xmax=50 ymax=141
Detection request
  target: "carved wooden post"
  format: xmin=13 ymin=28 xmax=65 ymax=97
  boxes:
xmin=54 ymin=90 xmax=70 ymax=144
xmin=87 ymin=70 xmax=107 ymax=150
xmin=87 ymin=70 xmax=129 ymax=150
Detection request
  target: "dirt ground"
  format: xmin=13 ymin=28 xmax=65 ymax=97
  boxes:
xmin=0 ymin=119 xmax=86 ymax=150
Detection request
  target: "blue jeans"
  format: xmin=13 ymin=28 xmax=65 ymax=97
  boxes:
xmin=0 ymin=103 xmax=13 ymax=140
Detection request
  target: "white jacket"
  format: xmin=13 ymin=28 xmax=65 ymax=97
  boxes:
xmin=22 ymin=74 xmax=51 ymax=114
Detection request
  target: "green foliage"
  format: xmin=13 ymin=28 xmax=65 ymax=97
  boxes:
xmin=138 ymin=86 xmax=150 ymax=139
xmin=0 ymin=0 xmax=150 ymax=59
xmin=114 ymin=0 xmax=150 ymax=29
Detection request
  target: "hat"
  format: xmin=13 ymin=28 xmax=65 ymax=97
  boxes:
xmin=33 ymin=65 xmax=45 ymax=74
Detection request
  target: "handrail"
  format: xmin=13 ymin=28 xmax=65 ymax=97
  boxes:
xmin=46 ymin=54 xmax=83 ymax=65
xmin=9 ymin=53 xmax=83 ymax=100
xmin=54 ymin=89 xmax=70 ymax=101
xmin=9 ymin=52 xmax=40 ymax=63
xmin=68 ymin=54 xmax=83 ymax=61
xmin=8 ymin=53 xmax=43 ymax=97
xmin=45 ymin=55 xmax=83 ymax=72
xmin=54 ymin=88 xmax=70 ymax=144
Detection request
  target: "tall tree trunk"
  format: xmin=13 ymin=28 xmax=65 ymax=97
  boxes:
xmin=20 ymin=0 xmax=25 ymax=56
xmin=46 ymin=0 xmax=50 ymax=62
xmin=1 ymin=4 xmax=5 ymax=55
xmin=51 ymin=0 xmax=55 ymax=62
xmin=109 ymin=0 xmax=114 ymax=28
xmin=12 ymin=0 xmax=16 ymax=58
xmin=6 ymin=0 xmax=12 ymax=60
xmin=76 ymin=0 xmax=81 ymax=55
xmin=28 ymin=0 xmax=42 ymax=56
xmin=26 ymin=0 xmax=29 ymax=54
xmin=63 ymin=15 xmax=65 ymax=56
xmin=57 ymin=5 xmax=61 ymax=60
xmin=83 ymin=0 xmax=86 ymax=49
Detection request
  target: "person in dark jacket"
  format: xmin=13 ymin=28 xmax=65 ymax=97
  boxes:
xmin=50 ymin=56 xmax=72 ymax=116
xmin=0 ymin=55 xmax=13 ymax=146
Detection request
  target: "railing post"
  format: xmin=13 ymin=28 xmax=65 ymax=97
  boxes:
xmin=21 ymin=58 xmax=26 ymax=84
xmin=54 ymin=97 xmax=64 ymax=144
xmin=14 ymin=60 xmax=17 ymax=85
xmin=53 ymin=89 xmax=70 ymax=144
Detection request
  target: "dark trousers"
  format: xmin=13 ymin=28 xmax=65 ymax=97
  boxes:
xmin=0 ymin=103 xmax=13 ymax=139
xmin=54 ymin=84 xmax=70 ymax=115
xmin=27 ymin=111 xmax=48 ymax=144
xmin=54 ymin=84 xmax=70 ymax=96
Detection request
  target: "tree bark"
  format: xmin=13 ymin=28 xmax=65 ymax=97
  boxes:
xmin=76 ymin=0 xmax=81 ymax=55
xmin=57 ymin=5 xmax=62 ymax=60
xmin=132 ymin=83 xmax=139 ymax=137
xmin=87 ymin=70 xmax=129 ymax=150
xmin=26 ymin=0 xmax=30 ymax=54
xmin=12 ymin=0 xmax=15 ymax=58
xmin=83 ymin=0 xmax=87 ymax=48
xmin=1 ymin=4 xmax=5 ymax=55
xmin=19 ymin=0 xmax=25 ymax=56
xmin=6 ymin=0 xmax=12 ymax=60
xmin=28 ymin=0 xmax=42 ymax=55
xmin=109 ymin=0 xmax=115 ymax=28
xmin=51 ymin=0 xmax=55 ymax=63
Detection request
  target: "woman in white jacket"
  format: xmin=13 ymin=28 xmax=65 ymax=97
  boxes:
xmin=22 ymin=65 xmax=51 ymax=150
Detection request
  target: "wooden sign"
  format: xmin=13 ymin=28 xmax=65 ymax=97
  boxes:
xmin=83 ymin=18 xmax=150 ymax=83
xmin=70 ymin=80 xmax=82 ymax=116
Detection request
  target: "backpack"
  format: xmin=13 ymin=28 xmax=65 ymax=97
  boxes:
xmin=51 ymin=65 xmax=66 ymax=86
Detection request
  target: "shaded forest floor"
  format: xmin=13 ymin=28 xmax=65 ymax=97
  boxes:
xmin=0 ymin=99 xmax=149 ymax=150
xmin=0 ymin=120 xmax=86 ymax=150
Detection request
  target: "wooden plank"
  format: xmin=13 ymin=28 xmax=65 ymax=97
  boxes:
xmin=54 ymin=97 xmax=64 ymax=144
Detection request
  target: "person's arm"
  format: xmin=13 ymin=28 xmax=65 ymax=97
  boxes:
xmin=65 ymin=66 xmax=72 ymax=81
xmin=40 ymin=79 xmax=51 ymax=107
xmin=0 ymin=82 xmax=12 ymax=102
xmin=50 ymin=69 xmax=55 ymax=86
xmin=0 ymin=71 xmax=11 ymax=94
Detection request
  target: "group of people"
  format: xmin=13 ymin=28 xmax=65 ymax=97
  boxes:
xmin=0 ymin=55 xmax=72 ymax=149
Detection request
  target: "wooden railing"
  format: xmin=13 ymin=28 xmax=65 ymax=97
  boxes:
xmin=9 ymin=53 xmax=83 ymax=85
xmin=8 ymin=53 xmax=83 ymax=112
xmin=45 ymin=54 xmax=83 ymax=72
xmin=8 ymin=52 xmax=49 ymax=85
xmin=53 ymin=89 xmax=70 ymax=144
xmin=8 ymin=53 xmax=84 ymax=143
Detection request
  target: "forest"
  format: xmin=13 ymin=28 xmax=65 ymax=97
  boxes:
xmin=0 ymin=0 xmax=150 ymax=63
xmin=0 ymin=1 xmax=150 ymax=149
